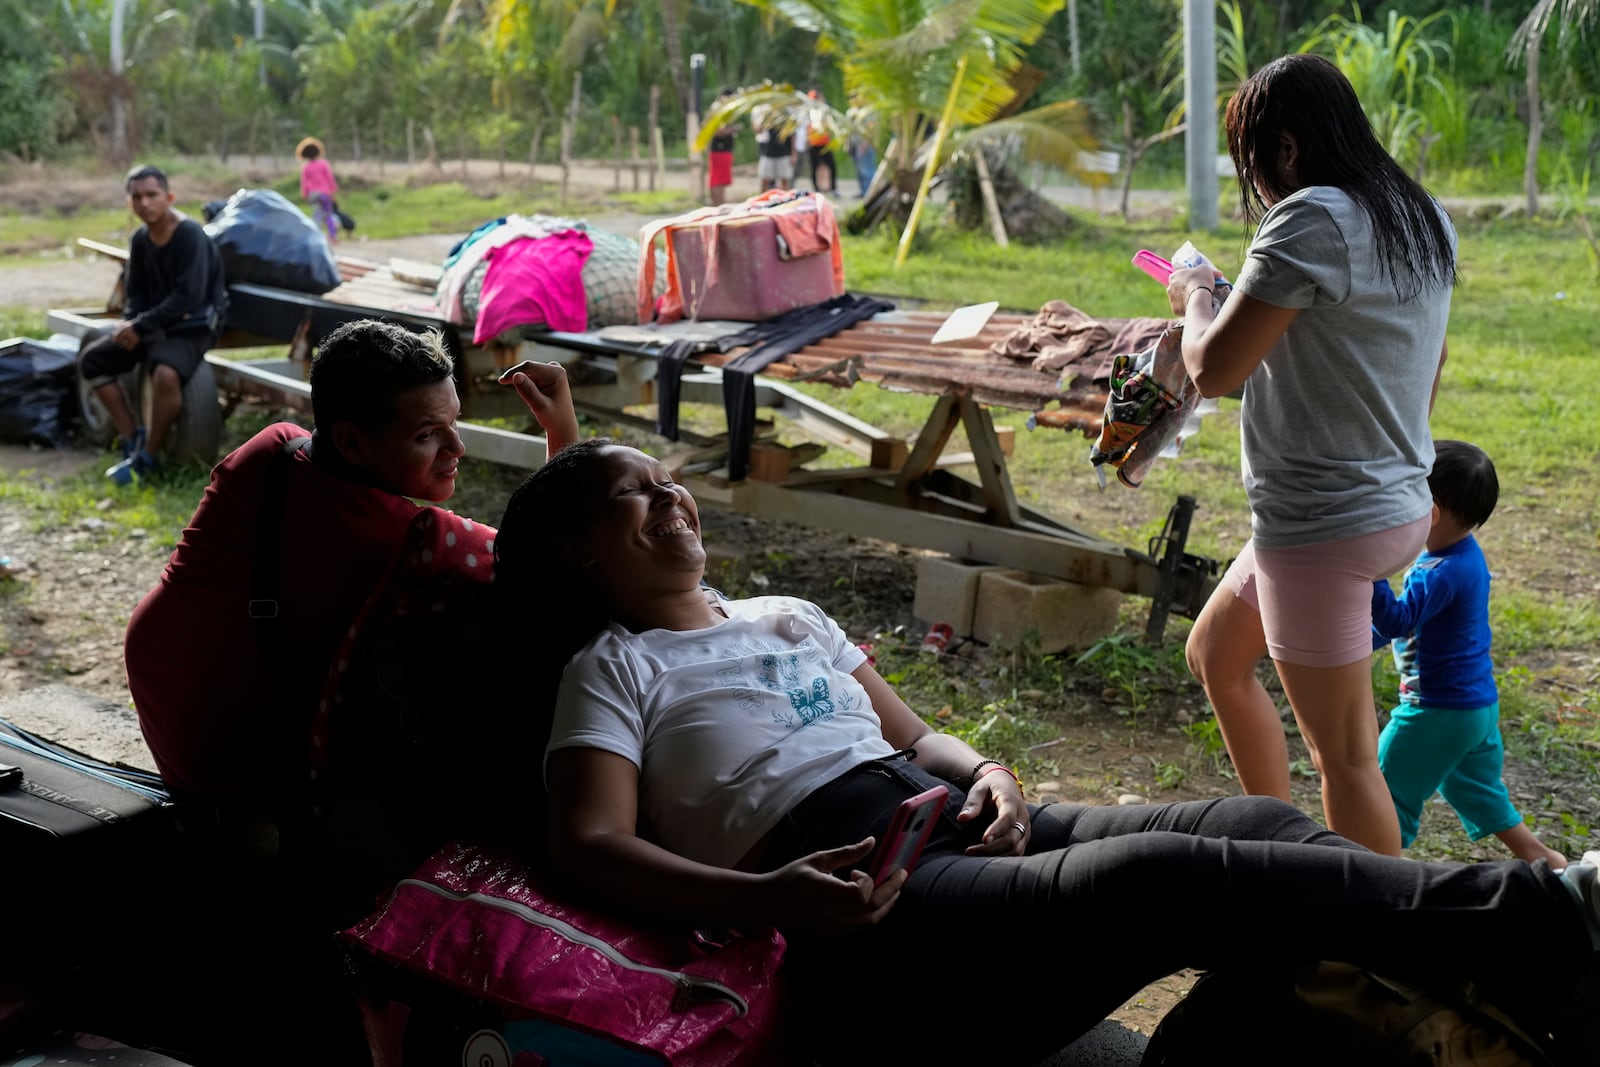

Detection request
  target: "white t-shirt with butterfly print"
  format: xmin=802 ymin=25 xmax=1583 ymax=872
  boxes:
xmin=546 ymin=591 xmax=896 ymax=869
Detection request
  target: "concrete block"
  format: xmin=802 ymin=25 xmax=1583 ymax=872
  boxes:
xmin=972 ymin=569 xmax=1122 ymax=654
xmin=913 ymin=555 xmax=1000 ymax=639
xmin=747 ymin=442 xmax=793 ymax=483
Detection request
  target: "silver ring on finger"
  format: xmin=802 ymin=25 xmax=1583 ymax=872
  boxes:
xmin=1012 ymin=821 xmax=1027 ymax=838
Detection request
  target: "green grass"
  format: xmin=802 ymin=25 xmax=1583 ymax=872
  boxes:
xmin=0 ymin=172 xmax=687 ymax=256
xmin=0 ymin=206 xmax=138 ymax=256
xmin=1 ymin=305 xmax=50 ymax=339
xmin=0 ymin=457 xmax=211 ymax=552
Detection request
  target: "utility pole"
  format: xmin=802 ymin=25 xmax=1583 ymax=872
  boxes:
xmin=1183 ymin=0 xmax=1218 ymax=231
xmin=1067 ymin=0 xmax=1081 ymax=78
xmin=688 ymin=53 xmax=706 ymax=203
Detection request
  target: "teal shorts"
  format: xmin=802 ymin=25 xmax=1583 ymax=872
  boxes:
xmin=1377 ymin=701 xmax=1522 ymax=848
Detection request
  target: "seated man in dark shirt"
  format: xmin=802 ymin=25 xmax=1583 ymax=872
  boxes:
xmin=82 ymin=163 xmax=228 ymax=485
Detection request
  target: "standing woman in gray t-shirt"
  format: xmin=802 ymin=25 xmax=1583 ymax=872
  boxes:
xmin=1165 ymin=54 xmax=1456 ymax=856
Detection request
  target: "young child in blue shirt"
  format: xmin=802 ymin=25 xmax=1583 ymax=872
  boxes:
xmin=1371 ymin=440 xmax=1567 ymax=866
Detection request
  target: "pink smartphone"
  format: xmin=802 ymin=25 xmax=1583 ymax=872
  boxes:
xmin=867 ymin=784 xmax=948 ymax=885
xmin=1132 ymin=249 xmax=1174 ymax=285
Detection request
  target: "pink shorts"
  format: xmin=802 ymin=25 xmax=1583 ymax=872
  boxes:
xmin=1222 ymin=516 xmax=1430 ymax=669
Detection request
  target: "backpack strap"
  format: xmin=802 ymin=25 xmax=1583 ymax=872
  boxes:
xmin=249 ymin=435 xmax=313 ymax=653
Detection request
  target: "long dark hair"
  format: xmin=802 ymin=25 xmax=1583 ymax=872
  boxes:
xmin=1226 ymin=53 xmax=1456 ymax=299
xmin=494 ymin=438 xmax=619 ymax=664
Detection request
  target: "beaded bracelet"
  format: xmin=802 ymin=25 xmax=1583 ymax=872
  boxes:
xmin=970 ymin=758 xmax=1019 ymax=786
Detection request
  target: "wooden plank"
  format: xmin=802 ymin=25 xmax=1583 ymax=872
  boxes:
xmin=391 ymin=258 xmax=444 ymax=288
xmin=714 ymin=478 xmax=1155 ymax=593
xmin=78 ymin=237 xmax=128 ymax=261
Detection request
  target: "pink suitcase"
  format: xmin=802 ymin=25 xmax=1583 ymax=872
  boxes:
xmin=668 ymin=214 xmax=840 ymax=322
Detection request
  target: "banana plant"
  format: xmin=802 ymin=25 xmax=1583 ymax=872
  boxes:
xmin=1300 ymin=5 xmax=1453 ymax=170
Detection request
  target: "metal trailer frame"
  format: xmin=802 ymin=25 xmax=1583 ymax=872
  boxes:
xmin=47 ymin=245 xmax=1220 ymax=641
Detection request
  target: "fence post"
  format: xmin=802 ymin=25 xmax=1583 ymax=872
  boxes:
xmin=647 ymin=86 xmax=662 ymax=192
xmin=612 ymin=115 xmax=623 ymax=192
xmin=561 ymin=119 xmax=572 ymax=203
xmin=563 ymin=71 xmax=582 ymax=203
xmin=686 ymin=113 xmax=701 ymax=202
xmin=630 ymin=126 xmax=641 ymax=191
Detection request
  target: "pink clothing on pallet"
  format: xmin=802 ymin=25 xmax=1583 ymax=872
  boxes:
xmin=300 ymin=158 xmax=339 ymax=200
xmin=472 ymin=231 xmax=594 ymax=343
xmin=435 ymin=215 xmax=574 ymax=324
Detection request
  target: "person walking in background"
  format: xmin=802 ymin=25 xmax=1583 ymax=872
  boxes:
xmin=752 ymin=104 xmax=796 ymax=192
xmin=707 ymin=88 xmax=740 ymax=206
xmin=801 ymin=89 xmax=837 ymax=195
xmin=1169 ymin=54 xmax=1458 ymax=856
xmin=847 ymin=129 xmax=877 ymax=199
xmin=1370 ymin=440 xmax=1568 ymax=868
xmin=297 ymin=136 xmax=340 ymax=243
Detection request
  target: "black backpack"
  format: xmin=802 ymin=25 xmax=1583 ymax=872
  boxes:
xmin=1141 ymin=962 xmax=1554 ymax=1067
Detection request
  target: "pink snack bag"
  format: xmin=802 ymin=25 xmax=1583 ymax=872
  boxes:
xmin=1132 ymin=250 xmax=1173 ymax=285
xmin=1133 ymin=243 xmax=1229 ymax=288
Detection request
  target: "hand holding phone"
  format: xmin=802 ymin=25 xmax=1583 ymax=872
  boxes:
xmin=867 ymin=785 xmax=948 ymax=886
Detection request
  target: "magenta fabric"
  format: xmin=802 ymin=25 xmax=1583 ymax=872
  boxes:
xmin=473 ymin=231 xmax=594 ymax=343
xmin=342 ymin=841 xmax=787 ymax=1066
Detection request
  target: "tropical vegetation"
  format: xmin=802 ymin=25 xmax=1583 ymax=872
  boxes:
xmin=2 ymin=0 xmax=1597 ymax=219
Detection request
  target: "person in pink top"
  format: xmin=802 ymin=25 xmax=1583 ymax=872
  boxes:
xmin=296 ymin=135 xmax=340 ymax=242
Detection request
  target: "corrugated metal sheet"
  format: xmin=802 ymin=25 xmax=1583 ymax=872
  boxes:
xmin=692 ymin=310 xmax=1112 ymax=436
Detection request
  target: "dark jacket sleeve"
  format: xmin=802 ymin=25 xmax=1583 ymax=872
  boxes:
xmin=123 ymin=228 xmax=152 ymax=319
xmin=130 ymin=221 xmax=218 ymax=337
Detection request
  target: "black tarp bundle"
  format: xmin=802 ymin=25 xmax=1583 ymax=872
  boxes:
xmin=0 ymin=337 xmax=79 ymax=448
xmin=203 ymin=188 xmax=341 ymax=294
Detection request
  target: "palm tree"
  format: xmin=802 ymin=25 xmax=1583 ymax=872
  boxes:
xmin=1509 ymin=0 xmax=1600 ymax=214
xmin=698 ymin=0 xmax=1095 ymax=242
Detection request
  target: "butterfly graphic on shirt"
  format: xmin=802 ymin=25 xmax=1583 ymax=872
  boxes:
xmin=789 ymin=678 xmax=836 ymax=725
xmin=755 ymin=654 xmax=838 ymax=728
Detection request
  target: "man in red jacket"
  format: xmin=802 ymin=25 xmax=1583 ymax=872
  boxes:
xmin=123 ymin=319 xmax=577 ymax=805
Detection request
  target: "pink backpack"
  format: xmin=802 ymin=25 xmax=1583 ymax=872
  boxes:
xmin=341 ymin=841 xmax=792 ymax=1067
